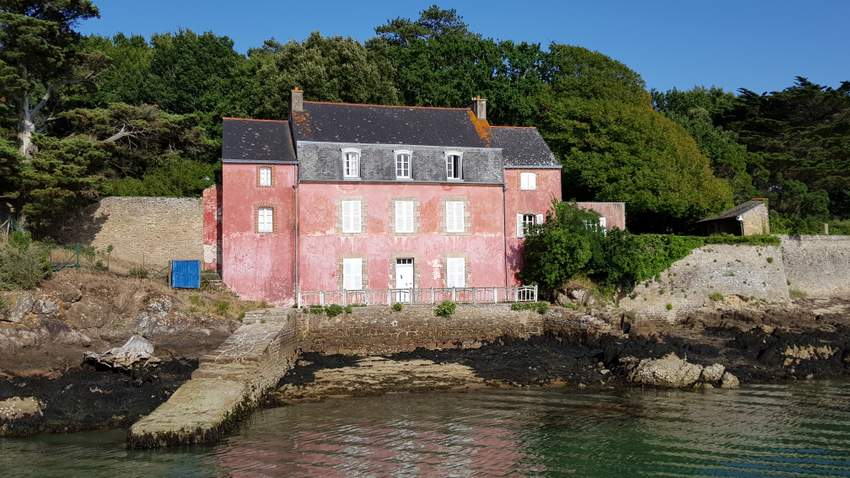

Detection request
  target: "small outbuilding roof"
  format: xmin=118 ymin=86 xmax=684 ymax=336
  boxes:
xmin=290 ymin=101 xmax=491 ymax=148
xmin=697 ymin=200 xmax=766 ymax=223
xmin=491 ymin=126 xmax=560 ymax=168
xmin=222 ymin=118 xmax=297 ymax=163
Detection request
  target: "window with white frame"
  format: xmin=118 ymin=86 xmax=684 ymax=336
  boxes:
xmin=446 ymin=257 xmax=466 ymax=288
xmin=516 ymin=213 xmax=544 ymax=238
xmin=259 ymin=167 xmax=272 ymax=187
xmin=341 ymin=199 xmax=362 ymax=233
xmin=520 ymin=172 xmax=537 ymax=190
xmin=445 ymin=151 xmax=462 ymax=180
xmin=257 ymin=207 xmax=274 ymax=233
xmin=342 ymin=148 xmax=360 ymax=178
xmin=583 ymin=216 xmax=607 ymax=234
xmin=394 ymin=200 xmax=414 ymax=233
xmin=343 ymin=258 xmax=363 ymax=291
xmin=395 ymin=150 xmax=411 ymax=179
xmin=445 ymin=200 xmax=465 ymax=233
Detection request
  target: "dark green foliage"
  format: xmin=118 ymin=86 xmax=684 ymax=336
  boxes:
xmin=521 ymin=203 xmax=781 ymax=294
xmin=600 ymin=230 xmax=703 ymax=291
xmin=325 ymin=304 xmax=344 ymax=317
xmin=434 ymin=300 xmax=456 ymax=317
xmin=344 ymin=305 xmax=353 ymax=314
xmin=391 ymin=302 xmax=403 ymax=312
xmin=519 ymin=202 xmax=603 ymax=290
xmin=510 ymin=301 xmax=549 ymax=314
xmin=0 ymin=232 xmax=51 ymax=290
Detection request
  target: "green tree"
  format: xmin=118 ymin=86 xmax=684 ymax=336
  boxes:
xmin=541 ymin=95 xmax=733 ymax=231
xmin=19 ymin=135 xmax=104 ymax=235
xmin=545 ymin=44 xmax=650 ymax=106
xmin=145 ymin=30 xmax=245 ymax=115
xmin=242 ymin=33 xmax=398 ymax=118
xmin=519 ymin=202 xmax=603 ymax=290
xmin=0 ymin=0 xmax=101 ymax=157
xmin=653 ymin=88 xmax=754 ymax=201
xmin=720 ymin=77 xmax=850 ymax=219
xmin=79 ymin=33 xmax=154 ymax=106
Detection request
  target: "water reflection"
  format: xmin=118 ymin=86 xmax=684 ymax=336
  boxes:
xmin=3 ymin=382 xmax=850 ymax=477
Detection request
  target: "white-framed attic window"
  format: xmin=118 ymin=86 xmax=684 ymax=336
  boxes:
xmin=445 ymin=150 xmax=463 ymax=180
xmin=520 ymin=172 xmax=537 ymax=190
xmin=342 ymin=147 xmax=361 ymax=178
xmin=395 ymin=150 xmax=412 ymax=179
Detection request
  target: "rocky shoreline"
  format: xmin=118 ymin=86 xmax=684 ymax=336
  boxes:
xmin=2 ymin=270 xmax=850 ymax=439
xmin=275 ymin=299 xmax=850 ymax=403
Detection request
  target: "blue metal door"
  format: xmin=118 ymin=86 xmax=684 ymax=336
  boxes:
xmin=171 ymin=260 xmax=201 ymax=289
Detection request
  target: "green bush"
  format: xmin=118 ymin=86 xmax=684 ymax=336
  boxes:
xmin=434 ymin=300 xmax=456 ymax=317
xmin=344 ymin=305 xmax=353 ymax=314
xmin=325 ymin=304 xmax=344 ymax=317
xmin=307 ymin=305 xmax=324 ymax=314
xmin=214 ymin=300 xmax=230 ymax=314
xmin=708 ymin=292 xmax=723 ymax=301
xmin=0 ymin=233 xmax=51 ymax=290
xmin=391 ymin=302 xmax=403 ymax=312
xmin=510 ymin=301 xmax=549 ymax=314
xmin=666 ymin=303 xmax=673 ymax=310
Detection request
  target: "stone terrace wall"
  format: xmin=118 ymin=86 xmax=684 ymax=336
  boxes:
xmin=619 ymin=244 xmax=790 ymax=320
xmin=782 ymin=235 xmax=850 ymax=298
xmin=57 ymin=197 xmax=202 ymax=268
xmin=296 ymin=305 xmax=545 ymax=356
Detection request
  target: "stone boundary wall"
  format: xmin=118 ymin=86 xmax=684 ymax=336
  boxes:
xmin=621 ymin=236 xmax=850 ymax=320
xmin=782 ymin=235 xmax=850 ymax=298
xmin=619 ymin=245 xmax=790 ymax=320
xmin=295 ymin=305 xmax=545 ymax=356
xmin=57 ymin=197 xmax=203 ymax=269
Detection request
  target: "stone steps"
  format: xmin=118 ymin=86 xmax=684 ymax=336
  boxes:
xmin=127 ymin=308 xmax=300 ymax=448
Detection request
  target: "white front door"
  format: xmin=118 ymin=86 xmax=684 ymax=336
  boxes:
xmin=395 ymin=258 xmax=414 ymax=302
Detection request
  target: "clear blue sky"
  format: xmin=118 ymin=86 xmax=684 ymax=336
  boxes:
xmin=78 ymin=0 xmax=850 ymax=94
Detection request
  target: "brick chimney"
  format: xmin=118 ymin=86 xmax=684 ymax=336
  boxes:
xmin=471 ymin=96 xmax=487 ymax=121
xmin=291 ymin=87 xmax=303 ymax=113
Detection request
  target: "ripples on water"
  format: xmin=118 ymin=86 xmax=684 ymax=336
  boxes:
xmin=2 ymin=382 xmax=850 ymax=477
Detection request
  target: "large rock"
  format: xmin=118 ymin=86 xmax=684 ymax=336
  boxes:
xmin=1 ymin=292 xmax=35 ymax=323
xmin=720 ymin=371 xmax=740 ymax=389
xmin=701 ymin=363 xmax=726 ymax=383
xmin=628 ymin=353 xmax=704 ymax=388
xmin=85 ymin=335 xmax=160 ymax=370
xmin=0 ymin=397 xmax=44 ymax=436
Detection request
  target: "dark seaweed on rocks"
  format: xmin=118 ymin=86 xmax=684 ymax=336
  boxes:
xmin=0 ymin=359 xmax=196 ymax=434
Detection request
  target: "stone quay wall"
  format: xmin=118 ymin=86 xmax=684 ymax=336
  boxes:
xmin=295 ymin=305 xmax=546 ymax=356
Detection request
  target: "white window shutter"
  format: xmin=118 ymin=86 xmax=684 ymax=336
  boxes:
xmin=343 ymin=258 xmax=362 ymax=290
xmin=447 ymin=258 xmax=465 ymax=288
xmin=599 ymin=216 xmax=607 ymax=232
xmin=446 ymin=201 xmax=464 ymax=232
xmin=395 ymin=201 xmax=414 ymax=233
xmin=342 ymin=200 xmax=361 ymax=233
xmin=536 ymin=214 xmax=544 ymax=225
xmin=353 ymin=201 xmax=361 ymax=232
xmin=516 ymin=214 xmax=524 ymax=238
xmin=529 ymin=173 xmax=537 ymax=189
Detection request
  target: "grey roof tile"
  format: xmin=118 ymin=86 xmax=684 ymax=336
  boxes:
xmin=698 ymin=200 xmax=766 ymax=222
xmin=222 ymin=118 xmax=296 ymax=163
xmin=291 ymin=102 xmax=491 ymax=147
xmin=491 ymin=126 xmax=559 ymax=168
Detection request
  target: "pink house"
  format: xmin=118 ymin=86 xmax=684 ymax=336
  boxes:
xmin=205 ymin=90 xmax=623 ymax=305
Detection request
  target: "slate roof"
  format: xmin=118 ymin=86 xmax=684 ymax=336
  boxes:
xmin=222 ymin=118 xmax=297 ymax=163
xmin=290 ymin=101 xmax=491 ymax=148
xmin=491 ymin=126 xmax=560 ymax=168
xmin=698 ymin=200 xmax=766 ymax=222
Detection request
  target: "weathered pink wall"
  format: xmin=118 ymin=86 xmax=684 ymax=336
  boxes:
xmin=576 ymin=202 xmax=627 ymax=230
xmin=201 ymin=185 xmax=221 ymax=272
xmin=297 ymin=182 xmax=508 ymax=291
xmin=503 ymin=169 xmax=563 ymax=284
xmin=221 ymin=164 xmax=297 ymax=304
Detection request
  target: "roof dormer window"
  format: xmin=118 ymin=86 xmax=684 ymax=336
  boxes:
xmin=395 ymin=150 xmax=412 ymax=180
xmin=445 ymin=151 xmax=463 ymax=181
xmin=342 ymin=148 xmax=360 ymax=179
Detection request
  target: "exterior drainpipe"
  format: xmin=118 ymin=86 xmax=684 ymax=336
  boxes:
xmin=294 ymin=181 xmax=299 ymax=305
xmin=502 ymin=181 xmax=509 ymax=288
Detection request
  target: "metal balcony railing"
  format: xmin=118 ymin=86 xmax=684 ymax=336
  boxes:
xmin=296 ymin=285 xmax=538 ymax=307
